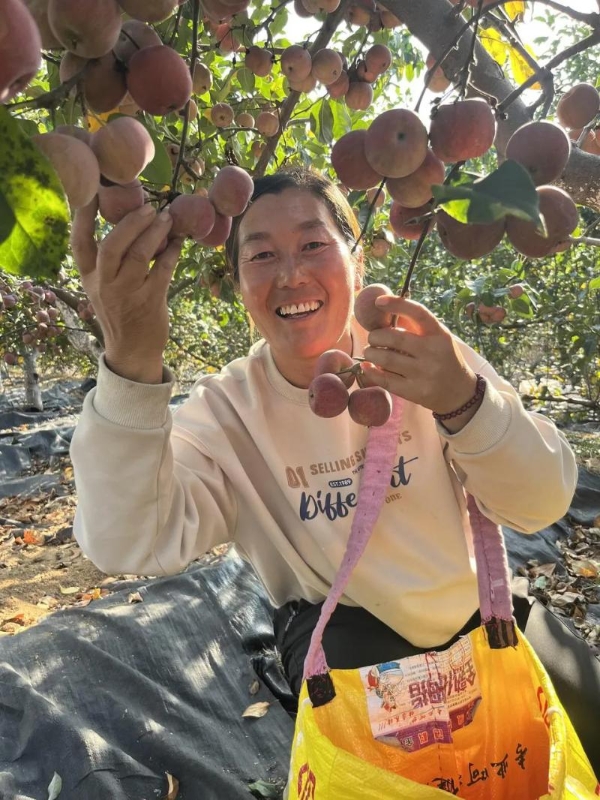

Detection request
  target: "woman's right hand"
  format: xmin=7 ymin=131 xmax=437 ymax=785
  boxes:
xmin=70 ymin=200 xmax=184 ymax=384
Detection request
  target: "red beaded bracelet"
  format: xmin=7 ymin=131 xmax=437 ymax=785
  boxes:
xmin=432 ymin=374 xmax=487 ymax=421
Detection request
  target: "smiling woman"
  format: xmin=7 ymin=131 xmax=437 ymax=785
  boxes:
xmin=226 ymin=172 xmax=363 ymax=387
xmin=68 ymin=165 xmax=600 ymax=776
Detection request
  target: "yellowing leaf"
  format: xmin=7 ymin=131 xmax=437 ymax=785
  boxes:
xmin=510 ymin=45 xmax=542 ymax=90
xmin=59 ymin=585 xmax=80 ymax=595
xmin=505 ymin=1 xmax=525 ymax=21
xmin=242 ymin=701 xmax=270 ymax=719
xmin=479 ymin=28 xmax=510 ymax=67
xmin=86 ymin=111 xmax=112 ymax=133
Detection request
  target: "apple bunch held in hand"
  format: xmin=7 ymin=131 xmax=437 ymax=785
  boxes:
xmin=308 ymin=284 xmax=395 ymax=428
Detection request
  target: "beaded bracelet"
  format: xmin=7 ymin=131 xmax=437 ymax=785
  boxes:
xmin=432 ymin=374 xmax=487 ymax=421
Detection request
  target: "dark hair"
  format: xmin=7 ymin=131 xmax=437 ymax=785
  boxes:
xmin=225 ymin=166 xmax=362 ymax=282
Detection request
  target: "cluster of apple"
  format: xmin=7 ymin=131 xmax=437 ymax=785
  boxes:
xmin=308 ymin=284 xmax=397 ymax=427
xmin=333 ymin=96 xmax=586 ymax=266
xmin=1 ymin=1 xmax=260 ymax=240
xmin=280 ymin=42 xmax=393 ymax=110
xmin=0 ymin=280 xmax=62 ymax=364
xmin=30 ymin=116 xmax=253 ymax=242
xmin=294 ymin=0 xmax=402 ymax=31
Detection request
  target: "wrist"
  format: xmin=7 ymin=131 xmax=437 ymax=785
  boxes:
xmin=432 ymin=373 xmax=486 ymax=433
xmin=103 ymin=351 xmax=165 ymax=385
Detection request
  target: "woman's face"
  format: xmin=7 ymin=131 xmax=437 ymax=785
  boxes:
xmin=237 ymin=188 xmax=359 ymax=387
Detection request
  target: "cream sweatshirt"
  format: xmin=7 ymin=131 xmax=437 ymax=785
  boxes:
xmin=70 ymin=325 xmax=577 ymax=647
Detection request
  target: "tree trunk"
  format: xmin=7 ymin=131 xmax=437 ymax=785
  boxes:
xmin=23 ymin=349 xmax=43 ymax=412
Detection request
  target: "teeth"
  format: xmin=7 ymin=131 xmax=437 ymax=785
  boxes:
xmin=278 ymin=301 xmax=321 ymax=316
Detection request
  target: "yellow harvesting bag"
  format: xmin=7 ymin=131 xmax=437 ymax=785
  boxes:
xmin=287 ymin=398 xmax=599 ymax=800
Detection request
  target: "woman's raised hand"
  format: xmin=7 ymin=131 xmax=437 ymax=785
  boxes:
xmin=360 ymin=295 xmax=480 ymax=426
xmin=70 ymin=201 xmax=184 ymax=384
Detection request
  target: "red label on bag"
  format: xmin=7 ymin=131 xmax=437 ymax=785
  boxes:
xmin=297 ymin=762 xmax=316 ymax=799
xmin=359 ymin=637 xmax=482 ymax=751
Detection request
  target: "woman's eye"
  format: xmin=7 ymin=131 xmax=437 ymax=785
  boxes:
xmin=250 ymin=250 xmax=274 ymax=261
xmin=304 ymin=241 xmax=326 ymax=251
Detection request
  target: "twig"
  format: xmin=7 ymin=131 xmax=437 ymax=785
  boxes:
xmin=167 ymin=275 xmax=197 ymax=301
xmin=169 ymin=335 xmax=223 ymax=371
xmin=254 ymin=0 xmax=293 ymax=35
xmin=576 ymin=114 xmax=600 ymax=148
xmin=399 ymin=223 xmax=430 ymax=297
xmin=521 ymin=393 xmax=599 ymax=410
xmin=168 ymin=4 xmax=183 ymax=47
xmin=457 ymin=0 xmax=486 ymax=99
xmin=497 ymin=29 xmax=600 ymax=114
xmin=50 ymin=286 xmax=104 ymax=345
xmin=414 ymin=0 xmax=598 ymax=114
xmin=171 ymin=0 xmax=201 ymax=193
xmin=570 ymin=235 xmax=600 ymax=247
xmin=7 ymin=63 xmax=90 ymax=110
xmin=254 ymin=0 xmax=352 ymax=178
xmin=351 ymin=178 xmax=386 ymax=255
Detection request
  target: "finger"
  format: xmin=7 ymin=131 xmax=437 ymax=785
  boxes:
xmin=148 ymin=235 xmax=185 ymax=290
xmin=374 ymin=296 xmax=448 ymax=336
xmin=97 ymin=203 xmax=157 ymax=282
xmin=363 ymin=345 xmax=414 ymax=378
xmin=117 ymin=210 xmax=174 ymax=285
xmin=71 ymin=197 xmax=99 ymax=277
xmin=360 ymin=361 xmax=399 ymax=393
xmin=367 ymin=326 xmax=421 ymax=355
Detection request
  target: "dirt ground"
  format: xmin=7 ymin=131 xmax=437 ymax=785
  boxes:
xmin=1 ymin=441 xmax=599 ymax=651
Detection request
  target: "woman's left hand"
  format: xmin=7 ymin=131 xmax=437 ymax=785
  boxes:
xmin=360 ymin=295 xmax=479 ymax=419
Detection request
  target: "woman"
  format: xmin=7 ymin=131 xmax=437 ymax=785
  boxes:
xmin=70 ymin=167 xmax=599 ymax=770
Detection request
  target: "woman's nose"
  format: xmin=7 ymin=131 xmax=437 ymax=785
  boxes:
xmin=276 ymin=253 xmax=309 ymax=286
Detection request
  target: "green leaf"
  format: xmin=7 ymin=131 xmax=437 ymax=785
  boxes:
xmin=0 ymin=107 xmax=69 ymax=280
xmin=318 ymin=98 xmax=334 ymax=145
xmin=141 ymin=125 xmax=173 ymax=187
xmin=432 ymin=160 xmax=543 ymax=229
xmin=270 ymin=7 xmax=288 ymax=35
xmin=331 ymin=99 xmax=352 ymax=140
xmin=589 ymin=276 xmax=600 ymax=291
xmin=47 ymin=772 xmax=63 ymax=800
xmin=237 ymin=67 xmax=256 ymax=93
xmin=247 ymin=780 xmax=282 ymax=798
xmin=511 ymin=296 xmax=533 ymax=316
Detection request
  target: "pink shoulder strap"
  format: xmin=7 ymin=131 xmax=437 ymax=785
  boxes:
xmin=303 ymin=395 xmax=515 ymax=688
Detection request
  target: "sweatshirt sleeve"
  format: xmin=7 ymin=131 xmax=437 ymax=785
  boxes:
xmin=70 ymin=356 xmax=236 ymax=576
xmin=438 ymin=342 xmax=578 ymax=534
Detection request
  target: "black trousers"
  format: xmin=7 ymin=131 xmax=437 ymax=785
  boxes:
xmin=273 ymin=578 xmax=600 ymax=775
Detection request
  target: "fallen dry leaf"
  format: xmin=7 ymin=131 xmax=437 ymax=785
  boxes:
xmin=59 ymin=585 xmax=80 ymax=595
xmin=128 ymin=591 xmax=143 ymax=604
xmin=242 ymin=701 xmax=270 ymax=719
xmin=529 ymin=562 xmax=557 ymax=578
xmin=22 ymin=529 xmax=46 ymax=546
xmin=3 ymin=613 xmax=33 ymax=627
xmin=571 ymin=559 xmax=598 ymax=579
xmin=37 ymin=596 xmax=60 ymax=609
xmin=163 ymin=772 xmax=179 ymax=800
xmin=249 ymin=679 xmax=260 ymax=696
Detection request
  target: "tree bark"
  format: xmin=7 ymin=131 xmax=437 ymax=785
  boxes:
xmin=382 ymin=0 xmax=600 ymax=210
xmin=23 ymin=349 xmax=43 ymax=411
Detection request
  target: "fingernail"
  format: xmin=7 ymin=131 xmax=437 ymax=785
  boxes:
xmin=158 ymin=209 xmax=172 ymax=223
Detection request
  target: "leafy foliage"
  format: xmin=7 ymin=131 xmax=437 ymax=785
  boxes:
xmin=0 ymin=0 xmax=599 ymax=423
